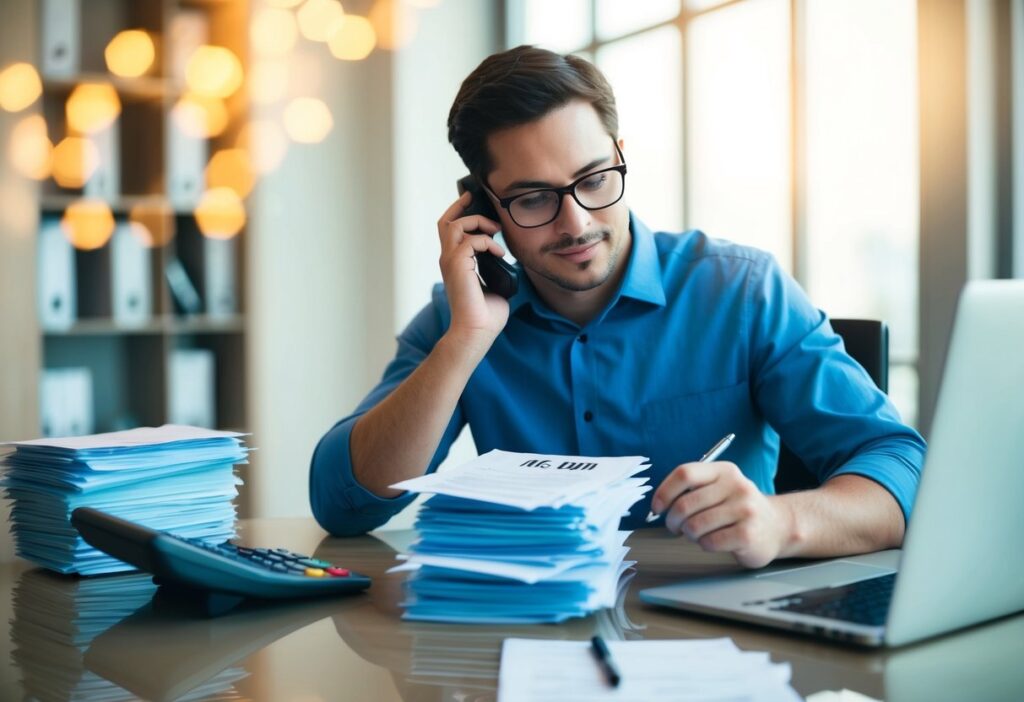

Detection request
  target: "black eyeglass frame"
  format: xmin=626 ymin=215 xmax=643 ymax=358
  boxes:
xmin=483 ymin=141 xmax=628 ymax=229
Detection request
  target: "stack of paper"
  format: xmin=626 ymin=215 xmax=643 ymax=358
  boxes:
xmin=0 ymin=424 xmax=249 ymax=575
xmin=390 ymin=449 xmax=650 ymax=624
xmin=498 ymin=638 xmax=803 ymax=701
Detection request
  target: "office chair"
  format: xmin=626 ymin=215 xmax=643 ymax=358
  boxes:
xmin=773 ymin=319 xmax=890 ymax=494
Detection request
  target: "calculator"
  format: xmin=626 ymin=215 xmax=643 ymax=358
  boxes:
xmin=71 ymin=507 xmax=370 ymax=615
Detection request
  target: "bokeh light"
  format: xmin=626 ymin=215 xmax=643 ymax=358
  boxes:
xmin=0 ymin=62 xmax=42 ymax=112
xmin=249 ymin=60 xmax=289 ymax=105
xmin=9 ymin=114 xmax=53 ymax=180
xmin=186 ymin=45 xmax=244 ymax=99
xmin=297 ymin=0 xmax=345 ymax=42
xmin=171 ymin=93 xmax=229 ymax=138
xmin=266 ymin=0 xmax=304 ymax=7
xmin=251 ymin=7 xmax=298 ymax=57
xmin=104 ymin=30 xmax=156 ymax=78
xmin=236 ymin=119 xmax=288 ymax=174
xmin=206 ymin=148 xmax=255 ymax=199
xmin=129 ymin=198 xmax=176 ymax=247
xmin=369 ymin=0 xmax=418 ymax=51
xmin=66 ymin=83 xmax=122 ymax=134
xmin=52 ymin=136 xmax=101 ymax=189
xmin=61 ymin=199 xmax=116 ymax=250
xmin=283 ymin=97 xmax=333 ymax=143
xmin=195 ymin=187 xmax=246 ymax=239
xmin=328 ymin=15 xmax=377 ymax=61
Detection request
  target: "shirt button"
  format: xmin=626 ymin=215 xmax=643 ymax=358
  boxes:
xmin=578 ymin=334 xmax=588 ymax=343
xmin=583 ymin=411 xmax=594 ymax=422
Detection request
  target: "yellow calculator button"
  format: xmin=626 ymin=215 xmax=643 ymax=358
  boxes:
xmin=304 ymin=567 xmax=326 ymax=577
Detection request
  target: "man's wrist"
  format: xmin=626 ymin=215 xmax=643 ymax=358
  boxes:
xmin=772 ymin=495 xmax=807 ymax=559
xmin=439 ymin=326 xmax=498 ymax=363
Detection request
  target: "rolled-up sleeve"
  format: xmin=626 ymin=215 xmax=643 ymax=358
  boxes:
xmin=309 ymin=287 xmax=466 ymax=536
xmin=747 ymin=257 xmax=926 ymax=524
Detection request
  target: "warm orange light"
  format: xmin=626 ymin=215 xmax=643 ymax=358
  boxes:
xmin=328 ymin=15 xmax=377 ymax=61
xmin=0 ymin=62 xmax=42 ymax=112
xmin=51 ymin=136 xmax=101 ymax=189
xmin=171 ymin=93 xmax=229 ymax=138
xmin=266 ymin=0 xmax=304 ymax=6
xmin=66 ymin=83 xmax=121 ymax=134
xmin=369 ymin=0 xmax=418 ymax=51
xmin=283 ymin=97 xmax=333 ymax=143
xmin=61 ymin=199 xmax=116 ymax=250
xmin=205 ymin=148 xmax=255 ymax=199
xmin=249 ymin=60 xmax=288 ymax=105
xmin=104 ymin=30 xmax=156 ymax=78
xmin=129 ymin=198 xmax=175 ymax=247
xmin=251 ymin=8 xmax=298 ymax=57
xmin=236 ymin=120 xmax=288 ymax=174
xmin=9 ymin=114 xmax=52 ymax=180
xmin=185 ymin=45 xmax=244 ymax=98
xmin=195 ymin=187 xmax=246 ymax=239
xmin=297 ymin=0 xmax=345 ymax=42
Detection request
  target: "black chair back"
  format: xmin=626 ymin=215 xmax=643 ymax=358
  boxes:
xmin=773 ymin=319 xmax=889 ymax=494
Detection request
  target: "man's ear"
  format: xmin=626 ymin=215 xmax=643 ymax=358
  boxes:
xmin=617 ymin=137 xmax=625 ymax=153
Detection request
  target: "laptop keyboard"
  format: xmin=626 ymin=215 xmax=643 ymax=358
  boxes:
xmin=765 ymin=573 xmax=896 ymax=626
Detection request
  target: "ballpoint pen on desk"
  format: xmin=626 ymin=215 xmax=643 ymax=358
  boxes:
xmin=644 ymin=432 xmax=736 ymax=523
xmin=589 ymin=636 xmax=621 ymax=688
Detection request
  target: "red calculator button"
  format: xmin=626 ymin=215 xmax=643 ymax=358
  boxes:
xmin=326 ymin=567 xmax=350 ymax=577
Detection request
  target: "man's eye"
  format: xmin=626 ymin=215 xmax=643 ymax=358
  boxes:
xmin=517 ymin=192 xmax=555 ymax=210
xmin=579 ymin=173 xmax=608 ymax=191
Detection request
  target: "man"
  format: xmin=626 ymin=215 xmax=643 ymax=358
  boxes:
xmin=310 ymin=46 xmax=925 ymax=569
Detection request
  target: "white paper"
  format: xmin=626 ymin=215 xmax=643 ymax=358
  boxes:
xmin=392 ymin=449 xmax=650 ymax=510
xmin=498 ymin=638 xmax=803 ymax=702
xmin=4 ymin=424 xmax=247 ymax=450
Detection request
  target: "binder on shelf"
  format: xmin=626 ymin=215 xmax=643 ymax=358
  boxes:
xmin=168 ymin=11 xmax=208 ymax=86
xmin=40 ymin=0 xmax=80 ymax=78
xmin=169 ymin=349 xmax=216 ymax=429
xmin=166 ymin=121 xmax=206 ymax=207
xmin=204 ymin=238 xmax=238 ymax=317
xmin=111 ymin=222 xmax=152 ymax=326
xmin=83 ymin=124 xmax=120 ymax=202
xmin=166 ymin=256 xmax=202 ymax=315
xmin=40 ymin=367 xmax=94 ymax=438
xmin=37 ymin=218 xmax=77 ymax=331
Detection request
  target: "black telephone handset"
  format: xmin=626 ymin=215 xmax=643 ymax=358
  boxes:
xmin=456 ymin=176 xmax=519 ymax=299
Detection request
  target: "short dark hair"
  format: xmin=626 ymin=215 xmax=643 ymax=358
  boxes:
xmin=447 ymin=45 xmax=619 ymax=178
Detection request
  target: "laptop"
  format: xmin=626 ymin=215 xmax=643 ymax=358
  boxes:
xmin=639 ymin=280 xmax=1024 ymax=647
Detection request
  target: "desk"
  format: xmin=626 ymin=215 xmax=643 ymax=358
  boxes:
xmin=1 ymin=518 xmax=1021 ymax=701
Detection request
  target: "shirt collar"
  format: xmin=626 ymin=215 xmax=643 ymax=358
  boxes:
xmin=506 ymin=210 xmax=666 ymax=317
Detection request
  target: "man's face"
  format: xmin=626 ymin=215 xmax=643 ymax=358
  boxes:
xmin=485 ymin=100 xmax=631 ymax=295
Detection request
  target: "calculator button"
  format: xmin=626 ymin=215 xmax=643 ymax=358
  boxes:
xmin=265 ymin=553 xmax=285 ymax=562
xmin=304 ymin=567 xmax=326 ymax=577
xmin=326 ymin=567 xmax=350 ymax=577
xmin=284 ymin=562 xmax=307 ymax=572
xmin=298 ymin=558 xmax=331 ymax=568
xmin=270 ymin=563 xmax=289 ymax=572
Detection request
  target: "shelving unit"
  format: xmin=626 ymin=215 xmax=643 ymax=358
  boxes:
xmin=16 ymin=0 xmax=251 ymax=437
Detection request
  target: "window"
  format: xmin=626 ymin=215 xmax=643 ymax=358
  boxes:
xmin=510 ymin=0 xmax=920 ymax=425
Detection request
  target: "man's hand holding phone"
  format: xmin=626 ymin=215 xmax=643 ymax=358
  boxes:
xmin=436 ymin=191 xmax=511 ymax=351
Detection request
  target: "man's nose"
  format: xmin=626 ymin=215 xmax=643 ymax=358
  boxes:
xmin=555 ymin=191 xmax=591 ymax=236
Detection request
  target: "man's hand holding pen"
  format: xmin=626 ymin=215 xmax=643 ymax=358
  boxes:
xmin=650 ymin=439 xmax=798 ymax=569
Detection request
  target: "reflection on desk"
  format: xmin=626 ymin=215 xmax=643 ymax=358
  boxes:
xmin=2 ymin=519 xmax=1023 ymax=702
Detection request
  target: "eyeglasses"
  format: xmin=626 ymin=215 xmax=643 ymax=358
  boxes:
xmin=486 ymin=142 xmax=627 ymax=228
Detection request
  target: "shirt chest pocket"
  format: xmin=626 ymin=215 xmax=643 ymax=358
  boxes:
xmin=640 ymin=381 xmax=753 ymax=476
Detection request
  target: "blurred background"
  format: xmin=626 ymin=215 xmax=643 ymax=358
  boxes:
xmin=0 ymin=0 xmax=1020 ymax=557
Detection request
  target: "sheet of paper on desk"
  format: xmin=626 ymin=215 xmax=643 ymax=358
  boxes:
xmin=498 ymin=638 xmax=803 ymax=702
xmin=391 ymin=449 xmax=650 ymax=510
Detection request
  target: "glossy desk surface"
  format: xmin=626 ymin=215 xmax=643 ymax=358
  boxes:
xmin=1 ymin=518 xmax=1021 ymax=701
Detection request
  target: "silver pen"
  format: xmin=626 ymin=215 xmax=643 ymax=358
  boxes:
xmin=644 ymin=432 xmax=736 ymax=523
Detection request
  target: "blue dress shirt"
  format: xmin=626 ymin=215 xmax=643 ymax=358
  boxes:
xmin=310 ymin=214 xmax=926 ymax=536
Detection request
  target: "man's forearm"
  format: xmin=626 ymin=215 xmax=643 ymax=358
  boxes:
xmin=773 ymin=474 xmax=906 ymax=559
xmin=349 ymin=332 xmax=491 ymax=498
